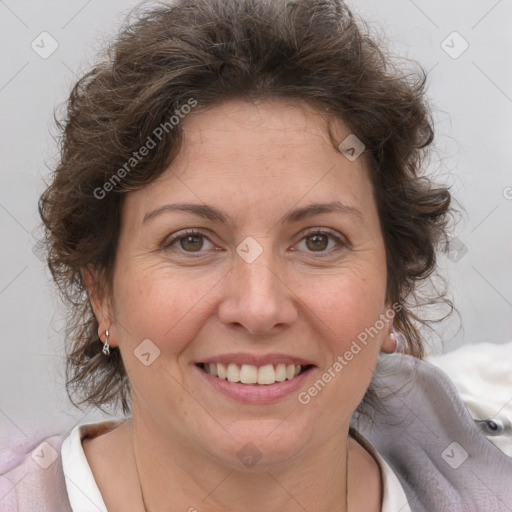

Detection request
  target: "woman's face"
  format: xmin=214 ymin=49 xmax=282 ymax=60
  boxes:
xmin=103 ymin=98 xmax=394 ymax=468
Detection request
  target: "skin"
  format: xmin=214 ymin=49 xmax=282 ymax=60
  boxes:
xmin=84 ymin=98 xmax=396 ymax=512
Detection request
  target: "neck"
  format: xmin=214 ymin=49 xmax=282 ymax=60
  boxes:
xmin=130 ymin=417 xmax=352 ymax=512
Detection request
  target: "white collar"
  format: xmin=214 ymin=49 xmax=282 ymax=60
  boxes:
xmin=61 ymin=418 xmax=409 ymax=511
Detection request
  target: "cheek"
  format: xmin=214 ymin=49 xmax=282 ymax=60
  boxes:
xmin=297 ymin=284 xmax=385 ymax=421
xmin=112 ymin=261 xmax=215 ymax=356
xmin=302 ymin=267 xmax=386 ymax=344
xmin=298 ymin=268 xmax=387 ymax=404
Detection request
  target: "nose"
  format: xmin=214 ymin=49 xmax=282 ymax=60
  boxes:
xmin=218 ymin=249 xmax=298 ymax=335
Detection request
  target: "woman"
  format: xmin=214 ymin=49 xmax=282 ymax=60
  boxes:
xmin=1 ymin=0 xmax=511 ymax=510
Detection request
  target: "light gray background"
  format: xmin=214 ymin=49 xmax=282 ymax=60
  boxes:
xmin=1 ymin=0 xmax=511 ymax=442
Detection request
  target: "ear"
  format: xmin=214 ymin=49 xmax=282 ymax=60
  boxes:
xmin=379 ymin=302 xmax=398 ymax=354
xmin=81 ymin=267 xmax=115 ymax=344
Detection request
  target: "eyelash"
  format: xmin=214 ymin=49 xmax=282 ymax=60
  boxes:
xmin=162 ymin=228 xmax=348 ymax=257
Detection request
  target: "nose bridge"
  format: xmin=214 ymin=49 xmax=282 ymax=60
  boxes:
xmin=235 ymin=234 xmax=277 ymax=284
xmin=238 ymin=253 xmax=279 ymax=299
xmin=218 ymin=237 xmax=296 ymax=334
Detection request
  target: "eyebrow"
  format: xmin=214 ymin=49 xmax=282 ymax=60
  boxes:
xmin=142 ymin=200 xmax=364 ymax=226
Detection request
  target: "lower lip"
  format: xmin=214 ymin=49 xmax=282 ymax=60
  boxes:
xmin=196 ymin=365 xmax=314 ymax=404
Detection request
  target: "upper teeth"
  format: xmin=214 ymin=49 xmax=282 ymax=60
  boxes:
xmin=204 ymin=363 xmax=302 ymax=385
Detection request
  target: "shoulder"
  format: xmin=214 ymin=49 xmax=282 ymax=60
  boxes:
xmin=0 ymin=418 xmax=124 ymax=512
xmin=352 ymin=344 xmax=512 ymax=511
xmin=0 ymin=433 xmax=71 ymax=512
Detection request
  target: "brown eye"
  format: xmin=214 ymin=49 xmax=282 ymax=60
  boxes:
xmin=163 ymin=229 xmax=215 ymax=254
xmin=179 ymin=234 xmax=204 ymax=252
xmin=305 ymin=234 xmax=329 ymax=251
xmin=294 ymin=228 xmax=347 ymax=255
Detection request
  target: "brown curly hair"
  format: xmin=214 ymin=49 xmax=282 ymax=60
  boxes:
xmin=39 ymin=0 xmax=452 ymax=416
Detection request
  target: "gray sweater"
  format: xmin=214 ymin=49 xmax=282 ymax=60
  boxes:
xmin=1 ymin=353 xmax=511 ymax=511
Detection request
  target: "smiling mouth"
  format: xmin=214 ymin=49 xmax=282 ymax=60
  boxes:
xmin=197 ymin=362 xmax=313 ymax=385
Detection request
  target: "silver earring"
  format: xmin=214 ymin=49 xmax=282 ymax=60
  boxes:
xmin=102 ymin=329 xmax=110 ymax=355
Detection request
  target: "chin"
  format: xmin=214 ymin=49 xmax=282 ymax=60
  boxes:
xmin=206 ymin=418 xmax=310 ymax=469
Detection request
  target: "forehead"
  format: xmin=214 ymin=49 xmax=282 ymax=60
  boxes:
xmin=174 ymin=98 xmax=356 ymax=175
xmin=123 ymin=98 xmax=374 ymax=220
